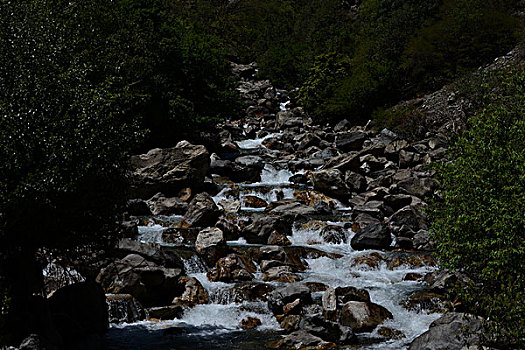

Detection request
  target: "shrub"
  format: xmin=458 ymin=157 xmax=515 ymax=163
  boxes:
xmin=430 ymin=67 xmax=525 ymax=348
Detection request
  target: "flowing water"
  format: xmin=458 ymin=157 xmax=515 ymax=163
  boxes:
xmin=107 ymin=133 xmax=441 ymax=349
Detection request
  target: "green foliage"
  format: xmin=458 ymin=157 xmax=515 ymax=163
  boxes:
xmin=402 ymin=0 xmax=523 ymax=93
xmin=218 ymin=0 xmax=355 ymax=87
xmin=430 ymin=68 xmax=525 ymax=348
xmin=116 ymin=0 xmax=243 ymax=148
xmin=0 ymin=0 xmax=143 ymax=251
xmin=297 ymin=52 xmax=351 ymax=122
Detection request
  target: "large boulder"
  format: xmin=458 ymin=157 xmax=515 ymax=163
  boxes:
xmin=48 ymin=282 xmax=108 ymax=346
xmin=195 ymin=227 xmax=228 ymax=266
xmin=350 ymin=222 xmax=392 ymax=250
xmin=242 ymin=215 xmax=293 ymax=244
xmin=172 ymin=276 xmax=209 ymax=307
xmin=276 ymin=107 xmax=312 ymax=129
xmin=146 ymin=192 xmax=188 ymax=216
xmin=311 ymin=169 xmax=350 ymax=200
xmin=129 ymin=141 xmax=209 ymax=198
xmin=96 ymin=254 xmax=182 ymax=307
xmin=335 ymin=132 xmax=367 ymax=152
xmin=339 ymin=301 xmax=393 ymax=332
xmin=180 ymin=192 xmax=221 ymax=228
xmin=299 ymin=314 xmax=355 ymax=344
xmin=268 ymin=283 xmax=313 ymax=315
xmin=409 ymin=313 xmax=483 ymax=350
xmin=270 ymin=330 xmax=336 ymax=350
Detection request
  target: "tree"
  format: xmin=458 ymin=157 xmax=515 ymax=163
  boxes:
xmin=430 ymin=67 xmax=525 ymax=348
xmin=0 ymin=0 xmax=142 ymax=343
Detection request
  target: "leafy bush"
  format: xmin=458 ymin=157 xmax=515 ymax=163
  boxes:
xmin=430 ymin=67 xmax=525 ymax=348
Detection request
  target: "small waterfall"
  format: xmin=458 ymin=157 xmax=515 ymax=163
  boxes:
xmin=107 ymin=294 xmax=147 ymax=324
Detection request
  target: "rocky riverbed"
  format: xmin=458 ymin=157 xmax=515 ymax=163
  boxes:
xmin=23 ymin=61 xmax=491 ymax=350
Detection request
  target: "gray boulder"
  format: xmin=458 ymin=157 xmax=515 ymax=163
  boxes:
xmin=129 ymin=141 xmax=209 ymax=198
xmin=181 ymin=192 xmax=221 ymax=228
xmin=350 ymin=222 xmax=392 ymax=250
xmin=268 ymin=283 xmax=312 ymax=315
xmin=409 ymin=313 xmax=483 ymax=350
xmin=339 ymin=301 xmax=393 ymax=332
xmin=195 ymin=227 xmax=228 ymax=266
xmin=311 ymin=169 xmax=350 ymax=199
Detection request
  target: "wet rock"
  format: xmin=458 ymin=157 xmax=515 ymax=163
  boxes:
xmin=350 ymin=222 xmax=392 ymax=250
xmin=229 ymin=282 xmax=275 ymax=302
xmin=306 ymin=282 xmax=328 ymax=293
xmin=256 ymin=245 xmax=286 ymax=262
xmin=173 ymin=276 xmax=209 ymax=306
xmin=299 ymin=314 xmax=356 ymax=344
xmin=378 ymin=327 xmax=405 ymax=340
xmin=207 ymin=253 xmax=254 ymax=283
xmin=147 ymin=305 xmax=183 ymax=320
xmin=387 ymin=254 xmax=437 ymax=270
xmin=215 ymin=216 xmax=241 ymax=241
xmin=270 ymin=330 xmax=336 ymax=350
xmin=395 ymin=236 xmax=414 ymax=249
xmin=268 ymin=283 xmax=312 ymax=315
xmin=345 ymin=171 xmax=367 ymax=192
xmin=334 ymin=119 xmax=351 ymax=132
xmin=243 ymin=215 xmax=293 ymax=244
xmin=335 ymin=286 xmax=370 ymax=303
xmin=350 ymin=252 xmax=386 ymax=269
xmin=129 ymin=141 xmax=209 ymax=198
xmin=243 ymin=195 xmax=268 ymax=208
xmin=409 ymin=313 xmax=483 ymax=350
xmin=397 ymin=176 xmax=439 ymax=198
xmin=97 ymin=254 xmax=182 ymax=307
xmin=294 ymin=190 xmax=337 ymax=208
xmin=278 ymin=314 xmax=302 ymax=333
xmin=352 ymin=213 xmax=381 ymax=232
xmin=19 ymin=334 xmax=58 ymax=350
xmin=339 ymin=301 xmax=393 ymax=332
xmin=262 ymin=266 xmax=301 ymax=283
xmin=335 ymin=132 xmax=366 ymax=152
xmin=402 ymin=291 xmax=451 ymax=313
xmin=352 ymin=200 xmax=387 ymax=219
xmin=383 ymin=194 xmax=413 ymax=211
xmin=217 ymin=199 xmax=241 ymax=213
xmin=289 ymin=173 xmax=309 ymax=185
xmin=311 ymin=169 xmax=350 ymax=199
xmin=106 ymin=294 xmax=146 ymax=324
xmin=283 ymin=298 xmax=303 ymax=315
xmin=161 ymin=227 xmax=199 ymax=246
xmin=180 ymin=192 xmax=221 ymax=228
xmin=423 ymin=269 xmax=473 ymax=293
xmin=126 ymin=199 xmax=152 ymax=216
xmin=413 ymin=229 xmax=434 ymax=250
xmin=403 ymin=273 xmax=423 ymax=281
xmin=268 ymin=230 xmax=292 ymax=246
xmin=210 ymin=155 xmax=262 ymax=183
xmin=388 ymin=205 xmax=428 ymax=236
xmin=240 ymin=316 xmax=262 ymax=329
xmin=276 ymin=107 xmax=311 ymax=129
xmin=320 ymin=226 xmax=348 ymax=244
xmin=267 ymin=200 xmax=319 ymax=216
xmin=195 ymin=227 xmax=228 ymax=266
xmin=146 ymin=193 xmax=188 ymax=216
xmin=116 ymin=239 xmax=184 ymax=269
xmin=322 ymin=288 xmax=337 ymax=321
xmin=48 ymin=282 xmax=108 ymax=346
xmin=235 ymin=155 xmax=264 ymax=168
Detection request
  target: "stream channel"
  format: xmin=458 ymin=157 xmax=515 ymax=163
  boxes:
xmin=106 ymin=127 xmax=441 ymax=350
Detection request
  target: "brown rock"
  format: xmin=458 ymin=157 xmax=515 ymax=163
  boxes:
xmin=173 ymin=276 xmax=209 ymax=306
xmin=240 ymin=316 xmax=262 ymax=329
xmin=340 ymin=301 xmax=393 ymax=332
